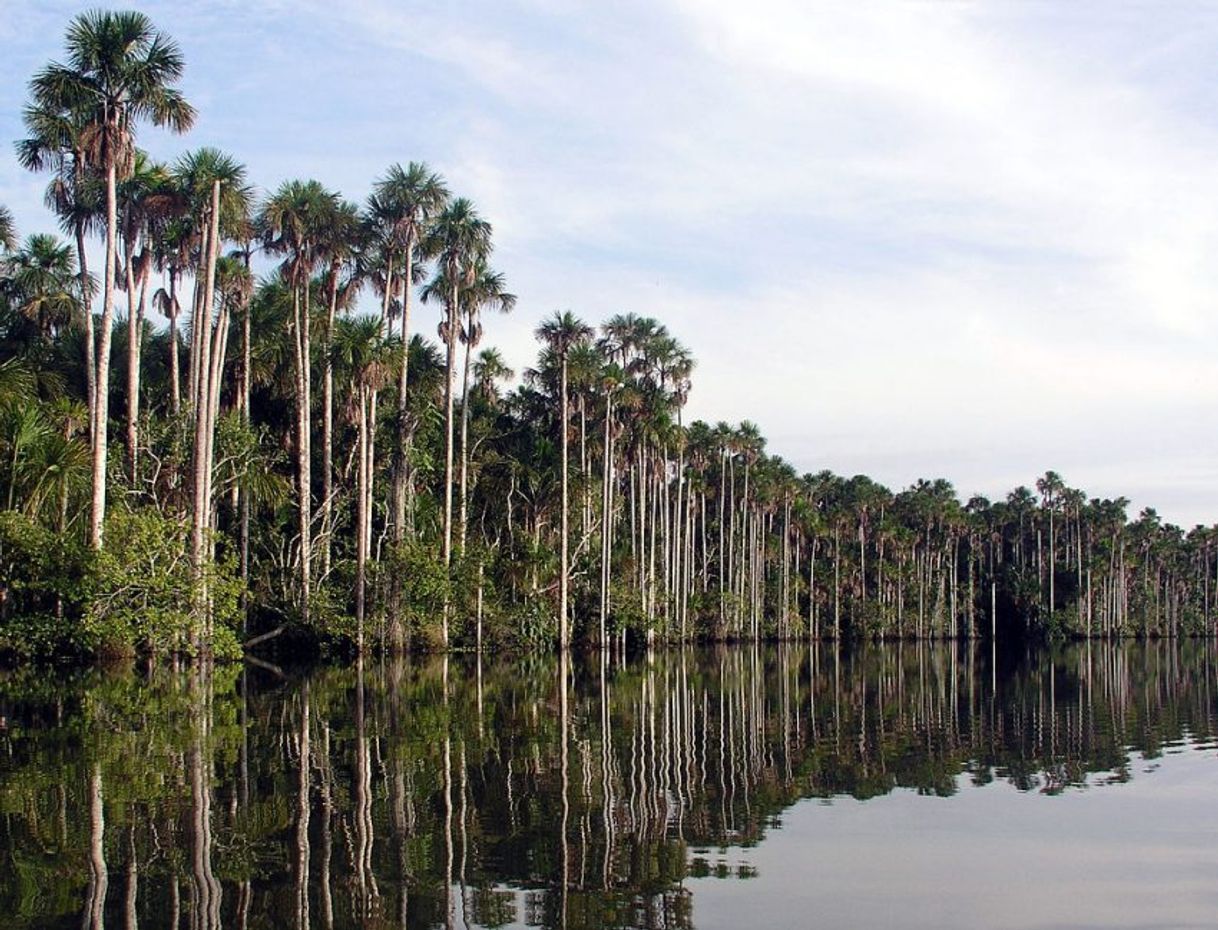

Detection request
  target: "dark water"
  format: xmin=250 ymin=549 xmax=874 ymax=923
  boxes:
xmin=2 ymin=642 xmax=1217 ymax=930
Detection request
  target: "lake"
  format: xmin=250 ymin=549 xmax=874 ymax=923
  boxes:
xmin=2 ymin=641 xmax=1216 ymax=929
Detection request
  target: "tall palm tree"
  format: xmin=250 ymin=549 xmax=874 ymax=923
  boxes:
xmin=535 ymin=311 xmax=594 ymax=649
xmin=259 ymin=180 xmax=339 ymax=624
xmin=422 ymin=198 xmax=492 ymax=617
xmin=367 ymin=163 xmax=449 ymax=544
xmin=595 ymin=360 xmax=625 ymax=644
xmin=316 ymin=199 xmax=364 ymax=576
xmin=454 ymin=260 xmax=515 ymax=549
xmin=117 ymin=150 xmax=177 ymax=480
xmin=331 ymin=315 xmax=396 ymax=650
xmin=174 ymin=149 xmax=251 ymax=640
xmin=26 ymin=9 xmax=195 ymax=549
xmin=174 ymin=148 xmax=253 ymax=408
xmin=17 ymin=96 xmax=103 ymax=424
xmin=150 ymin=219 xmax=190 ymax=414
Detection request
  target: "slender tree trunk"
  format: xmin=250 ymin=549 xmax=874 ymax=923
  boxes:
xmin=600 ymin=394 xmax=614 ymax=644
xmin=124 ymin=238 xmax=140 ymax=482
xmin=240 ymin=285 xmax=251 ymax=627
xmin=90 ymin=160 xmax=120 ymax=549
xmin=356 ymin=385 xmax=368 ymax=650
xmin=393 ymin=250 xmax=412 ymax=541
xmin=559 ymin=355 xmax=570 ymax=649
xmin=292 ymin=273 xmax=312 ymax=625
xmin=441 ymin=279 xmax=458 ymax=646
xmin=190 ymin=182 xmax=223 ymax=649
xmin=365 ymin=390 xmax=378 ymax=637
xmin=321 ymin=271 xmax=339 ymax=577
xmin=458 ymin=327 xmax=474 ymax=551
xmin=168 ymin=269 xmax=181 ymax=415
xmin=74 ymin=218 xmax=97 ymax=442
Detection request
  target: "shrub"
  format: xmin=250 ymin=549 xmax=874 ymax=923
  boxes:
xmin=381 ymin=541 xmax=451 ymax=650
xmin=0 ymin=511 xmax=89 ymax=658
xmin=84 ymin=509 xmax=244 ymax=659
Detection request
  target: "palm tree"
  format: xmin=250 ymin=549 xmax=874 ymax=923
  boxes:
xmin=173 ymin=150 xmax=251 ymax=640
xmin=259 ymin=180 xmax=340 ymax=624
xmin=422 ymin=198 xmax=492 ymax=628
xmin=595 ymin=360 xmax=625 ymax=644
xmin=316 ymin=199 xmax=364 ymax=576
xmin=150 ymin=220 xmax=190 ymax=413
xmin=1037 ymin=470 xmax=1065 ymax=616
xmin=473 ymin=348 xmax=514 ymax=405
xmin=331 ymin=315 xmax=396 ymax=649
xmin=117 ymin=150 xmax=177 ymax=480
xmin=17 ymin=95 xmax=103 ymax=424
xmin=26 ymin=9 xmax=195 ymax=549
xmin=367 ymin=163 xmax=449 ymax=544
xmin=4 ymin=233 xmax=83 ymax=340
xmin=0 ymin=206 xmax=15 ymax=252
xmin=32 ymin=400 xmax=90 ymax=534
xmin=535 ymin=311 xmax=594 ymax=649
xmin=455 ymin=260 xmax=515 ymax=549
xmin=174 ymin=148 xmax=253 ymax=403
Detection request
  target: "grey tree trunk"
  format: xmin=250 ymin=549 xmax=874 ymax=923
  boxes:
xmin=559 ymin=356 xmax=570 ymax=649
xmin=355 ymin=387 xmax=369 ymax=650
xmin=89 ymin=160 xmax=120 ymax=549
xmin=458 ymin=325 xmax=474 ymax=551
xmin=393 ymin=250 xmax=412 ymax=541
xmin=321 ymin=271 xmax=340 ymax=578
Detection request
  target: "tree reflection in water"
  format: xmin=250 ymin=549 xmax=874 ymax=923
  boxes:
xmin=1 ymin=640 xmax=1215 ymax=929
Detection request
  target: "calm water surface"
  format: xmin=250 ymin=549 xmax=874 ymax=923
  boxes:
xmin=2 ymin=642 xmax=1216 ymax=929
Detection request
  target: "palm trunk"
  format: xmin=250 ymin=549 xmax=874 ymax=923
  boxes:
xmin=559 ymin=355 xmax=570 ymax=649
xmin=458 ymin=326 xmax=474 ymax=552
xmin=321 ymin=270 xmax=339 ymax=577
xmin=89 ymin=160 xmax=119 ymax=549
xmin=190 ymin=182 xmax=222 ymax=649
xmin=441 ymin=278 xmax=458 ymax=646
xmin=123 ymin=238 xmax=139 ymax=482
xmin=599 ymin=393 xmax=612 ymax=644
xmin=240 ymin=285 xmax=251 ymax=626
xmin=291 ymin=273 xmax=312 ymax=625
xmin=356 ymin=385 xmax=369 ymax=650
xmin=74 ymin=216 xmax=97 ymax=441
xmin=393 ymin=250 xmax=412 ymax=541
xmin=168 ymin=268 xmax=181 ymax=415
xmin=365 ymin=389 xmax=377 ymax=630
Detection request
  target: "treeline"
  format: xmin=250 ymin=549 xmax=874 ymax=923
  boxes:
xmin=0 ymin=11 xmax=1215 ymax=660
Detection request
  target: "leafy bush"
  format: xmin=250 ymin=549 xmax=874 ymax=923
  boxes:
xmin=0 ymin=511 xmax=89 ymax=658
xmin=84 ymin=510 xmax=244 ymax=659
xmin=511 ymin=595 xmax=557 ymax=651
xmin=381 ymin=541 xmax=451 ymax=650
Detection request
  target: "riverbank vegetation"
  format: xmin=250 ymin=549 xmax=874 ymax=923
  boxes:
xmin=1 ymin=11 xmax=1216 ymax=661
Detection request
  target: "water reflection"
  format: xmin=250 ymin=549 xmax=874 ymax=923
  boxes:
xmin=0 ymin=641 xmax=1215 ymax=929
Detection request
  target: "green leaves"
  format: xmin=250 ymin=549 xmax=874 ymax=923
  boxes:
xmin=84 ymin=510 xmax=244 ymax=659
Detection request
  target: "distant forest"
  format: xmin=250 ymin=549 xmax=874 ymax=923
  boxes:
xmin=0 ymin=11 xmax=1214 ymax=661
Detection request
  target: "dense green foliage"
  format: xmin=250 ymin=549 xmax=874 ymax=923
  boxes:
xmin=1 ymin=12 xmax=1215 ymax=661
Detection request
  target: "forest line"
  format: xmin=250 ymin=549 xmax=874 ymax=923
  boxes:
xmin=1 ymin=11 xmax=1216 ymax=661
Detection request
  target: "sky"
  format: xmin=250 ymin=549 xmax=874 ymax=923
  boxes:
xmin=2 ymin=1 xmax=1217 ymax=526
